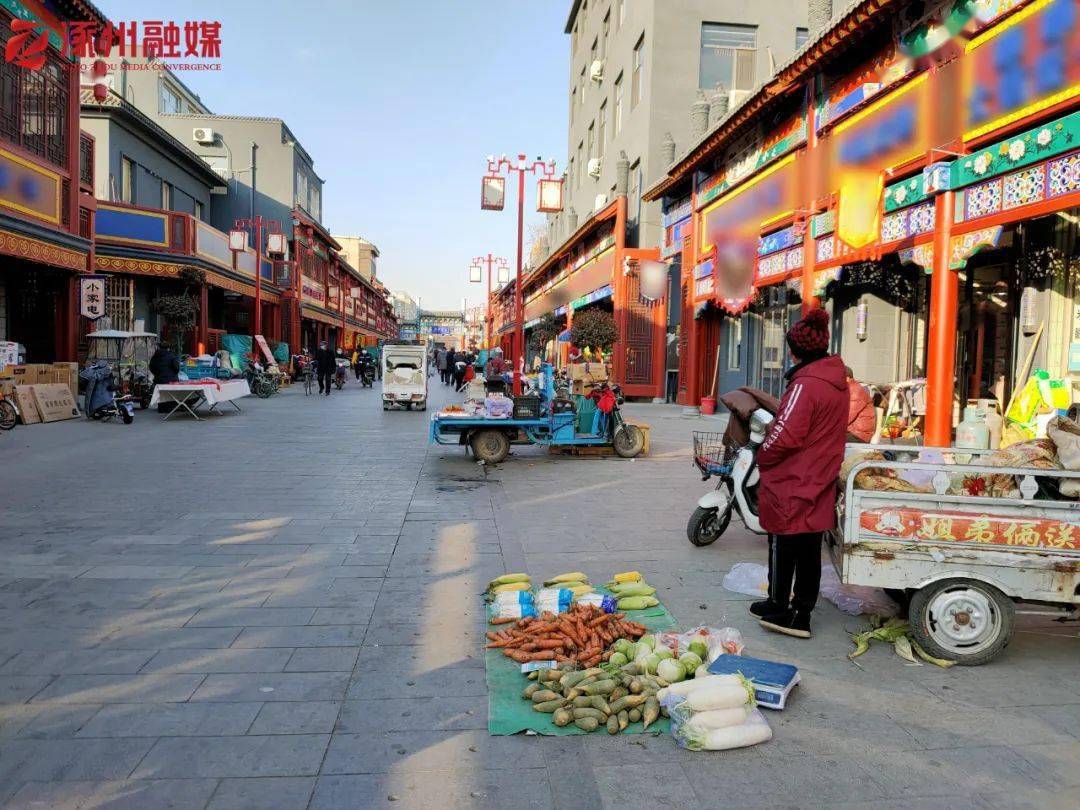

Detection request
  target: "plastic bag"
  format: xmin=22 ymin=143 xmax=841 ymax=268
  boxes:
xmin=656 ymin=626 xmax=745 ymax=662
xmin=819 ymin=564 xmax=898 ymax=617
xmin=722 ymin=563 xmax=769 ymax=597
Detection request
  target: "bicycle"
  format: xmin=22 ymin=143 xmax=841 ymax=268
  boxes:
xmin=0 ymin=390 xmax=18 ymax=431
xmin=302 ymin=366 xmax=316 ymax=396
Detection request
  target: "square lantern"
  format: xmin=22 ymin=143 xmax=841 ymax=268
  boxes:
xmin=228 ymin=229 xmax=248 ymax=251
xmin=481 ymin=176 xmax=505 ymax=210
xmin=469 ymin=264 xmax=482 ymax=283
xmin=497 ymin=264 xmax=511 ymax=284
xmin=537 ymin=178 xmax=564 ymax=213
xmin=267 ymin=232 xmax=288 ymax=256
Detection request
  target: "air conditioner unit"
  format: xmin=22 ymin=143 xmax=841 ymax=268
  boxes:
xmin=594 ymin=193 xmax=608 ymax=210
xmin=587 ymin=157 xmax=602 ymax=177
xmin=589 ymin=59 xmax=604 ymax=83
xmin=193 ymin=127 xmax=216 ymax=145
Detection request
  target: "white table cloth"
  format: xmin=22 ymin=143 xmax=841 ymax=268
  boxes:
xmin=149 ymin=380 xmax=251 ymax=420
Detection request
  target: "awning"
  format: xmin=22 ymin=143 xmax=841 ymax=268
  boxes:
xmin=301 ymin=305 xmax=342 ymax=327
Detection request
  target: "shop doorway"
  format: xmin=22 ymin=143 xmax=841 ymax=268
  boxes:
xmin=1 ymin=263 xmax=66 ymax=363
xmin=960 ymin=259 xmax=1013 ymax=407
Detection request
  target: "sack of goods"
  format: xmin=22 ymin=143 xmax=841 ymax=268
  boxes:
xmin=660 ymin=674 xmax=772 ymax=751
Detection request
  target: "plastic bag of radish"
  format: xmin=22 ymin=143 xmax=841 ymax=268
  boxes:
xmin=660 ymin=674 xmax=772 ymax=751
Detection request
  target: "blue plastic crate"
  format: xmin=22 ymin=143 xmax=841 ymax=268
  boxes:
xmin=180 ymin=365 xmax=220 ymax=380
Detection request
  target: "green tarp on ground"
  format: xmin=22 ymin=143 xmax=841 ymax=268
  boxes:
xmin=486 ymin=597 xmax=678 ymax=736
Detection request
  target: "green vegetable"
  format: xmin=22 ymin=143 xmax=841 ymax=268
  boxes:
xmin=642 ymin=696 xmax=660 ymax=731
xmin=571 ymin=695 xmax=594 ymax=708
xmin=609 ymin=652 xmax=628 ymax=667
xmin=644 ymin=653 xmax=661 ymax=676
xmin=574 ymin=717 xmax=599 ymax=732
xmin=638 ymin=634 xmax=656 ymax=650
xmin=609 ymin=694 xmax=648 ymax=713
xmin=590 ymin=696 xmax=612 ymax=715
xmin=607 ymin=714 xmax=620 ymax=734
xmin=657 ymin=658 xmax=686 ymax=683
xmin=614 ymin=638 xmax=634 ymax=656
xmin=531 ymin=690 xmax=560 ymax=703
xmin=654 ymin=648 xmax=673 ymax=662
xmin=523 ymin=683 xmax=541 ymax=699
xmin=617 ymin=709 xmax=629 ymax=730
xmin=688 ymin=640 xmax=708 ymax=660
xmin=678 ymin=652 xmax=702 ymax=674
xmin=628 ymin=707 xmax=642 ymax=723
xmin=560 ymin=668 xmax=603 ymax=689
xmin=552 ymin=708 xmax=573 ymax=727
xmin=533 ymin=698 xmax=568 ymax=712
xmin=893 ymin=635 xmax=922 ymax=666
xmin=609 ymin=583 xmax=657 ymax=597
xmin=580 ymin=679 xmax=618 ymax=696
xmin=609 ymin=686 xmax=628 ymax=702
xmin=573 ymin=707 xmax=608 ymax=722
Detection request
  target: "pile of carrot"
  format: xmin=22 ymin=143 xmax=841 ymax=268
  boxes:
xmin=485 ymin=602 xmax=648 ymax=666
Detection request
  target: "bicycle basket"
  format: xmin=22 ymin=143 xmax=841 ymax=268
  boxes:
xmin=692 ymin=431 xmax=740 ymax=475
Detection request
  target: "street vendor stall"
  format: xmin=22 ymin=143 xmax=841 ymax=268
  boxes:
xmin=149 ymin=379 xmax=251 ymax=421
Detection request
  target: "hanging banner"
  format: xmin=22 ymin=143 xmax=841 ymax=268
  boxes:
xmin=79 ymin=275 xmax=107 ymax=320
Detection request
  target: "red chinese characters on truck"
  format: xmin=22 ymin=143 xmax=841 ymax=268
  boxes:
xmin=859 ymin=507 xmax=1078 ymax=551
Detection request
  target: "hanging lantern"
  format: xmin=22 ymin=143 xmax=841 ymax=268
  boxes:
xmin=228 ymin=230 xmax=248 ymax=251
xmin=267 ymin=233 xmax=288 ymax=256
xmin=639 ymin=259 xmax=668 ymax=302
xmin=855 ymin=300 xmax=869 ymax=341
xmin=497 ymin=263 xmax=511 ymax=284
xmin=481 ymin=176 xmax=505 ymax=211
xmin=537 ymin=178 xmax=564 ymax=213
xmin=469 ymin=264 xmax=482 ymax=283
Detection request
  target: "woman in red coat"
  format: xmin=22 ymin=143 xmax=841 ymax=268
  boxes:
xmin=752 ymin=308 xmax=848 ymax=638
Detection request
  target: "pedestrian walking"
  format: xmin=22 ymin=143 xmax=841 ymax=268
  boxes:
xmin=435 ymin=347 xmax=449 ymax=385
xmin=752 ymin=308 xmax=847 ymax=639
xmin=351 ymin=347 xmax=362 ymax=381
xmin=452 ymin=350 xmax=467 ymax=391
xmin=314 ymin=341 xmax=336 ymax=396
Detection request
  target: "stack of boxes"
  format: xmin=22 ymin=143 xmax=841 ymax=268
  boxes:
xmin=568 ymin=362 xmax=608 ymax=397
xmin=0 ymin=363 xmax=80 ymax=424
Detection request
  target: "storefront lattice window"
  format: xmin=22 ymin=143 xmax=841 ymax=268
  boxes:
xmin=105 ymin=276 xmax=135 ymax=332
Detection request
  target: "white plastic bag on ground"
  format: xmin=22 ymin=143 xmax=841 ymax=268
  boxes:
xmin=722 ymin=563 xmax=769 ymax=597
xmin=656 ymin=626 xmax=745 ymax=662
xmin=819 ymin=563 xmax=898 ymax=617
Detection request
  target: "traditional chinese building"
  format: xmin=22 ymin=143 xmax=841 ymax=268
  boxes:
xmin=0 ymin=0 xmax=108 ymax=362
xmin=647 ymin=0 xmax=1079 ymax=443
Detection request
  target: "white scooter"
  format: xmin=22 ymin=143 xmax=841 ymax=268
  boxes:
xmin=687 ymin=408 xmax=774 ymax=546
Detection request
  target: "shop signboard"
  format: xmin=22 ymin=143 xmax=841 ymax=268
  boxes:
xmin=693 ymin=259 xmax=715 ymax=301
xmin=661 ymin=216 xmax=691 ymax=259
xmin=962 ymin=0 xmax=1080 ymax=142
xmin=301 ymin=276 xmax=325 ymax=306
xmin=79 ymin=275 xmax=107 ymax=320
xmin=817 ymin=42 xmax=914 ymax=132
xmin=570 ymin=284 xmax=612 ymax=310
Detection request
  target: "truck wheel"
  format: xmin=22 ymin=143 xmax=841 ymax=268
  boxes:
xmin=612 ymin=425 xmax=645 ymax=458
xmin=471 ymin=429 xmax=509 ymax=464
xmin=417 ymin=400 xmax=427 ymax=411
xmin=686 ymin=505 xmax=731 ymax=547
xmin=909 ymin=578 xmax=1014 ymax=666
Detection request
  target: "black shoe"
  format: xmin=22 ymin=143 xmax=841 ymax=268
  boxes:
xmin=759 ymin=609 xmax=812 ymax=639
xmin=749 ymin=599 xmax=785 ymax=619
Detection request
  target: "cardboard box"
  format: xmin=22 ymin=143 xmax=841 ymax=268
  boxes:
xmin=0 ymin=379 xmax=15 ymax=398
xmin=31 ymin=384 xmax=79 ymax=422
xmin=14 ymin=386 xmax=40 ymax=424
xmin=568 ymin=362 xmax=608 ymax=381
xmin=50 ymin=363 xmax=79 ymax=401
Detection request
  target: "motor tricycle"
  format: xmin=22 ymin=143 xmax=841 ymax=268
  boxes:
xmin=79 ymin=360 xmax=135 ymax=424
xmin=85 ymin=328 xmax=157 ymax=409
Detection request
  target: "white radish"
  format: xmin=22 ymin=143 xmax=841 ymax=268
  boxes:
xmin=682 ymin=711 xmax=772 ymax=751
xmin=680 ymin=705 xmax=751 ymax=736
xmin=682 ymin=679 xmax=754 ymax=711
xmin=657 ymin=673 xmax=743 ymax=701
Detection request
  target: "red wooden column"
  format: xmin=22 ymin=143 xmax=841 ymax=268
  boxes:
xmin=801 ymin=85 xmax=822 ymax=314
xmin=679 ymin=234 xmax=700 ymax=407
xmin=197 ymin=284 xmax=209 ymax=352
xmin=924 ymin=189 xmax=957 ymax=446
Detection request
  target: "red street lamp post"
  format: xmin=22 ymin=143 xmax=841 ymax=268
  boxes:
xmin=481 ymin=154 xmax=562 ymax=395
xmin=230 ymin=216 xmax=282 ymax=338
xmin=468 ymin=253 xmax=508 ymax=349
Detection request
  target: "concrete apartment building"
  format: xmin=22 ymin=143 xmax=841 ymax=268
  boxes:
xmin=549 ymin=0 xmax=809 ymax=253
xmin=89 ymin=57 xmax=325 ymax=234
xmin=335 ymin=236 xmax=379 ymax=282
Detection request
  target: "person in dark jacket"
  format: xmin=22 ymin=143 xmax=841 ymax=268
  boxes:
xmin=752 ymin=308 xmax=848 ymax=638
xmin=149 ymin=342 xmax=180 ymax=384
xmin=314 ymin=341 xmax=336 ymax=396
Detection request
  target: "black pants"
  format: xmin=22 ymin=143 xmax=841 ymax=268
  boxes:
xmin=767 ymin=532 xmax=822 ymax=613
xmin=317 ymin=370 xmax=333 ymax=394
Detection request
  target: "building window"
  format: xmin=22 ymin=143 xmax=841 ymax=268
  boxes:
xmin=598 ymin=100 xmax=607 ymax=157
xmin=631 ymin=34 xmax=645 ymax=108
xmin=105 ymin=276 xmax=135 ymax=332
xmin=295 ymin=168 xmax=309 ymax=210
xmin=580 ymin=67 xmax=586 ymax=106
xmin=310 ymin=184 xmax=321 ymax=221
xmin=161 ymin=181 xmax=172 ymax=210
xmin=614 ymin=72 xmax=623 ymax=134
xmin=700 ymin=23 xmax=757 ymax=92
xmin=795 ymin=27 xmax=809 ymax=50
xmin=120 ymin=156 xmax=135 ymax=203
xmin=727 ymin=318 xmax=742 ymax=370
xmin=0 ymin=16 xmax=69 ymax=169
xmin=617 ymin=0 xmax=625 ymax=29
xmin=160 ymin=81 xmax=183 ymax=114
xmin=195 ymin=200 xmax=204 ymax=221
xmin=629 ymin=158 xmax=640 ymax=221
xmin=587 ymin=121 xmax=595 ymax=161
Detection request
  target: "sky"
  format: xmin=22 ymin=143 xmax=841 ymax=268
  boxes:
xmin=98 ymin=0 xmax=570 ymax=311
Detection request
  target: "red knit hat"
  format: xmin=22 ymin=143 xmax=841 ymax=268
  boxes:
xmin=786 ymin=308 xmax=830 ymax=357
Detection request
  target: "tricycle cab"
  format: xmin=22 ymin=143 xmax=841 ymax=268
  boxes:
xmin=85 ymin=328 xmax=158 ymax=409
xmin=382 ymin=344 xmax=428 ymax=410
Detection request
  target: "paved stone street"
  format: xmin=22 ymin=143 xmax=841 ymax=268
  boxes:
xmin=0 ymin=380 xmax=1077 ymax=809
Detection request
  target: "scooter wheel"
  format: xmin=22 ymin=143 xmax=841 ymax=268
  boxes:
xmin=121 ymin=409 xmax=134 ymax=425
xmin=686 ymin=506 xmax=730 ymax=547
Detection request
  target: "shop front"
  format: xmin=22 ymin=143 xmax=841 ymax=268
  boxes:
xmin=649 ymin=0 xmax=1080 ymax=442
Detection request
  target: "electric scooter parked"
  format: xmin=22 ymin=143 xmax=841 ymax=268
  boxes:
xmin=686 ymin=390 xmax=778 ymax=546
